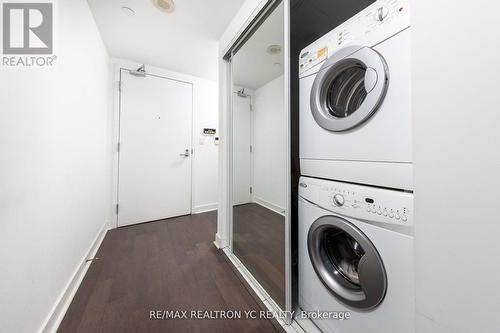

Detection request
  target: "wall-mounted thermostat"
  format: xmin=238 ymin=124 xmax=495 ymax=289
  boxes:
xmin=203 ymin=128 xmax=216 ymax=135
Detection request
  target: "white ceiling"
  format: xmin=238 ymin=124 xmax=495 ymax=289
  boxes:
xmin=232 ymin=2 xmax=284 ymax=90
xmin=87 ymin=0 xmax=245 ymax=81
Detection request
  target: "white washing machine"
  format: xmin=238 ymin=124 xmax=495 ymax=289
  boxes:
xmin=299 ymin=0 xmax=412 ymax=190
xmin=298 ymin=176 xmax=414 ymax=333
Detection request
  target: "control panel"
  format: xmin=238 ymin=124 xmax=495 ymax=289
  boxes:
xmin=298 ymin=176 xmax=413 ymax=227
xmin=299 ymin=46 xmax=328 ymax=76
xmin=299 ymin=0 xmax=410 ymax=77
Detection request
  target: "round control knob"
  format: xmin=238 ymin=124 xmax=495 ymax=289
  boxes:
xmin=375 ymin=6 xmax=389 ymax=21
xmin=333 ymin=194 xmax=345 ymax=207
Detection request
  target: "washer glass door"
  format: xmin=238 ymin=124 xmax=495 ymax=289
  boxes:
xmin=310 ymin=46 xmax=388 ymax=132
xmin=325 ymin=227 xmax=364 ymax=287
xmin=308 ymin=215 xmax=387 ymax=310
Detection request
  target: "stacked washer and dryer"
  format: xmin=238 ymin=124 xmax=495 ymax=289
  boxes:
xmin=297 ymin=1 xmax=414 ymax=333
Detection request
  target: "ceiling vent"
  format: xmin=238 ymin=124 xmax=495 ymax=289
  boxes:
xmin=266 ymin=45 xmax=282 ymax=55
xmin=152 ymin=0 xmax=175 ymax=13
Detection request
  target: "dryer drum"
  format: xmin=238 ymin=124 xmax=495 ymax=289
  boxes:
xmin=310 ymin=46 xmax=389 ymax=132
xmin=307 ymin=215 xmax=387 ymax=310
xmin=325 ymin=61 xmax=368 ymax=119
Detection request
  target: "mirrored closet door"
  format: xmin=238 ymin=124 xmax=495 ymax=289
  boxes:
xmin=230 ymin=0 xmax=287 ymax=311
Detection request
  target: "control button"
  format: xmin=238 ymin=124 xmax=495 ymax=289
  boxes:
xmin=366 ymin=205 xmax=371 ymax=212
xmin=377 ymin=207 xmax=382 ymax=215
xmin=389 ymin=212 xmax=394 ymax=218
xmin=333 ymin=194 xmax=345 ymax=207
xmin=395 ymin=212 xmax=401 ymax=220
xmin=383 ymin=209 xmax=388 ymax=216
xmin=402 ymin=215 xmax=408 ymax=222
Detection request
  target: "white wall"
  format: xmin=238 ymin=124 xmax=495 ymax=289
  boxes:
xmin=111 ymin=59 xmax=219 ymax=216
xmin=219 ymin=0 xmax=267 ymax=53
xmin=0 ymin=1 xmax=113 ymax=332
xmin=192 ymin=80 xmax=220 ymax=213
xmin=413 ymin=2 xmax=500 ymax=333
xmin=253 ymin=75 xmax=286 ymax=213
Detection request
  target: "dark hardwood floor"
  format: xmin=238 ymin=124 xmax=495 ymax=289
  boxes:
xmin=58 ymin=211 xmax=284 ymax=333
xmin=233 ymin=203 xmax=286 ymax=310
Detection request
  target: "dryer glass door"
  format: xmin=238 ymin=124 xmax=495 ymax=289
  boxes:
xmin=310 ymin=46 xmax=388 ymax=132
xmin=308 ymin=215 xmax=387 ymax=310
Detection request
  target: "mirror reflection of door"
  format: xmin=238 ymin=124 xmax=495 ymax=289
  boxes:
xmin=232 ymin=90 xmax=252 ymax=206
xmin=231 ymin=1 xmax=286 ymax=310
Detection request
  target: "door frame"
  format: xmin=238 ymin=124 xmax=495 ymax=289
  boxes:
xmin=112 ymin=59 xmax=196 ymax=228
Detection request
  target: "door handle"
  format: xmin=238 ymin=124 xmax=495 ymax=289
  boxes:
xmin=179 ymin=149 xmax=190 ymax=157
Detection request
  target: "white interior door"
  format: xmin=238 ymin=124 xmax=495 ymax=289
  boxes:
xmin=118 ymin=70 xmax=193 ymax=227
xmin=232 ymin=93 xmax=252 ymax=205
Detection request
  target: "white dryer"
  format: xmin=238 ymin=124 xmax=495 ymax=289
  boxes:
xmin=299 ymin=0 xmax=412 ymax=190
xmin=298 ymin=176 xmax=414 ymax=333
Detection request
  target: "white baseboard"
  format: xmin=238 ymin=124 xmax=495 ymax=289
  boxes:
xmin=214 ymin=232 xmax=226 ymax=249
xmin=193 ymin=203 xmax=218 ymax=214
xmin=39 ymin=223 xmax=109 ymax=333
xmin=254 ymin=196 xmax=285 ymax=216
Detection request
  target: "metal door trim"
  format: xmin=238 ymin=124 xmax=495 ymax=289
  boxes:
xmin=310 ymin=46 xmax=389 ymax=132
xmin=307 ymin=215 xmax=387 ymax=310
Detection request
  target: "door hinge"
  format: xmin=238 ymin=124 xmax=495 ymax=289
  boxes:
xmin=250 ymin=186 xmax=253 ymax=194
xmin=116 ymin=204 xmax=119 ymax=215
xmin=250 ymin=145 xmax=253 ymax=153
xmin=117 ymin=142 xmax=120 ymax=153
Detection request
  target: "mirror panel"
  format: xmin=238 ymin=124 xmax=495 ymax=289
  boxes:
xmin=231 ymin=1 xmax=286 ymax=310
